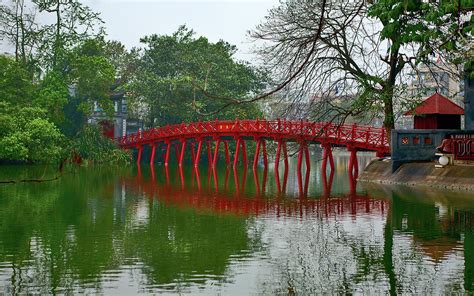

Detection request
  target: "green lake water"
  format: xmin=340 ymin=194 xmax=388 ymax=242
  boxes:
xmin=1 ymin=152 xmax=474 ymax=294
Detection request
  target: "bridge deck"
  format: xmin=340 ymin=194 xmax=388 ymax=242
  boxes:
xmin=118 ymin=120 xmax=390 ymax=154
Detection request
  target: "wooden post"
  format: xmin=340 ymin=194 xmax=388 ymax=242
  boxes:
xmin=233 ymin=138 xmax=241 ymax=168
xmin=164 ymin=141 xmax=171 ymax=167
xmin=241 ymin=139 xmax=247 ymax=168
xmin=178 ymin=140 xmax=186 ymax=167
xmin=253 ymin=139 xmax=261 ymax=171
xmin=275 ymin=140 xmax=282 ymax=172
xmin=262 ymin=140 xmax=268 ymax=169
xmin=224 ymin=141 xmax=230 ymax=165
xmin=194 ymin=139 xmax=203 ymax=168
xmin=137 ymin=145 xmax=143 ymax=165
xmin=206 ymin=141 xmax=212 ymax=167
xmin=213 ymin=139 xmax=221 ymax=167
xmin=150 ymin=144 xmax=157 ymax=165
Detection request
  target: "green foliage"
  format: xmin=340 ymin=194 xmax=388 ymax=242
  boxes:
xmin=72 ymin=125 xmax=131 ymax=165
xmin=369 ymin=0 xmax=474 ymax=70
xmin=0 ymin=56 xmax=33 ymax=105
xmin=35 ymin=71 xmax=69 ymax=124
xmin=0 ymin=102 xmax=65 ymax=163
xmin=70 ymin=54 xmax=115 ymax=116
xmin=129 ymin=26 xmax=266 ymax=126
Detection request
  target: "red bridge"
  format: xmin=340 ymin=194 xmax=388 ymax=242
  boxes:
xmin=118 ymin=120 xmax=390 ymax=175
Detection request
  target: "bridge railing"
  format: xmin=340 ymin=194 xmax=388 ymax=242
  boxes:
xmin=117 ymin=120 xmax=389 ymax=151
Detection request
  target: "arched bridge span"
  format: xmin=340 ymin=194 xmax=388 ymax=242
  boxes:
xmin=117 ymin=120 xmax=390 ymax=174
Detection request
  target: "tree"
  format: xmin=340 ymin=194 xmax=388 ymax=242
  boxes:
xmin=247 ymin=0 xmax=473 ymax=135
xmin=0 ymin=102 xmax=64 ymax=163
xmin=32 ymin=0 xmax=104 ymax=69
xmin=35 ymin=70 xmax=69 ymax=125
xmin=0 ymin=0 xmax=41 ymax=66
xmin=0 ymin=55 xmax=33 ymax=106
xmin=128 ymin=26 xmax=266 ymax=126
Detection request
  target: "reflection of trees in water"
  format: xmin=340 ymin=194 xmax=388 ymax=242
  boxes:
xmin=3 ymin=165 xmax=474 ymax=294
xmin=122 ymin=202 xmax=251 ymax=289
xmin=256 ymin=214 xmax=388 ymax=295
xmin=255 ymin=188 xmax=474 ymax=295
xmin=0 ymin=166 xmax=256 ymax=294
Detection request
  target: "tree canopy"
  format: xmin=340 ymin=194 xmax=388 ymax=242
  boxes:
xmin=246 ymin=0 xmax=474 ymax=132
xmin=128 ymin=26 xmax=266 ymax=126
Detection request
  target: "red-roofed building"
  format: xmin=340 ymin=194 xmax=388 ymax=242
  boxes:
xmin=405 ymin=93 xmax=464 ymax=129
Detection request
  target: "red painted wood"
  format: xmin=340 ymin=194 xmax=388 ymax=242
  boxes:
xmin=179 ymin=141 xmax=186 ymax=167
xmin=213 ymin=139 xmax=221 ymax=167
xmin=150 ymin=144 xmax=157 ymax=165
xmin=118 ymin=120 xmax=389 ymax=155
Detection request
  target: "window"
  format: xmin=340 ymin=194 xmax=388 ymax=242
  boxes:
xmin=401 ymin=137 xmax=409 ymax=145
xmin=424 ymin=137 xmax=432 ymax=145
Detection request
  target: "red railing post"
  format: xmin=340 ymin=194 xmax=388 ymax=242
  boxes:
xmin=351 ymin=124 xmax=357 ymax=141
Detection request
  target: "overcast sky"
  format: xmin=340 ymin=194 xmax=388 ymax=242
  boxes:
xmin=1 ymin=0 xmax=279 ymax=61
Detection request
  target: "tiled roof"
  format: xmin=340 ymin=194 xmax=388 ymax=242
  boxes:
xmin=405 ymin=93 xmax=464 ymax=115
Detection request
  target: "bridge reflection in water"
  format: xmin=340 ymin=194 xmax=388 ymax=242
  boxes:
xmin=126 ymin=163 xmax=388 ymax=219
xmin=2 ymin=162 xmax=474 ymax=293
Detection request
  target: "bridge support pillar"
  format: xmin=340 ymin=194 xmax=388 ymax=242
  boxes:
xmin=194 ymin=139 xmax=203 ymax=168
xmin=150 ymin=143 xmax=157 ymax=165
xmin=164 ymin=141 xmax=171 ymax=167
xmin=233 ymin=138 xmax=241 ymax=168
xmin=348 ymin=148 xmax=359 ymax=179
xmin=191 ymin=143 xmax=196 ymax=164
xmin=275 ymin=140 xmax=287 ymax=171
xmin=275 ymin=141 xmax=281 ymax=172
xmin=253 ymin=139 xmax=261 ymax=171
xmin=233 ymin=138 xmax=247 ymax=169
xmin=137 ymin=145 xmax=143 ymax=165
xmin=321 ymin=143 xmax=334 ymax=173
xmin=213 ymin=139 xmax=221 ymax=167
xmin=179 ymin=140 xmax=186 ymax=167
xmin=297 ymin=142 xmax=310 ymax=174
xmin=242 ymin=140 xmax=247 ymax=167
xmin=262 ymin=140 xmax=268 ymax=168
xmin=224 ymin=141 xmax=230 ymax=166
xmin=206 ymin=141 xmax=212 ymax=167
xmin=174 ymin=143 xmax=180 ymax=162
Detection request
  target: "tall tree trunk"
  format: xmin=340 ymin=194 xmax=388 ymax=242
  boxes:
xmin=384 ymin=46 xmax=401 ymax=146
xmin=54 ymin=0 xmax=61 ymax=67
xmin=14 ymin=0 xmax=20 ymax=61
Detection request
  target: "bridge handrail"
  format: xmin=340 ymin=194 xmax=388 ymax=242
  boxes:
xmin=117 ymin=119 xmax=389 ymax=151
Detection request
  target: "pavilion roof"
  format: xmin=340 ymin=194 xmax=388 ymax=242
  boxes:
xmin=404 ymin=93 xmax=464 ymax=116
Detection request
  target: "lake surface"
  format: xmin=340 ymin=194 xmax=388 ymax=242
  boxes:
xmin=1 ymin=152 xmax=474 ymax=294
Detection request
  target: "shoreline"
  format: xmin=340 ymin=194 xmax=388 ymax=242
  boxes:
xmin=358 ymin=159 xmax=474 ymax=192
